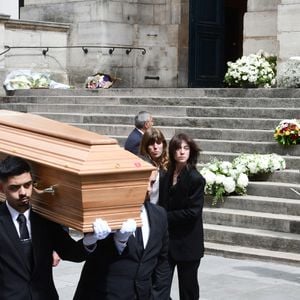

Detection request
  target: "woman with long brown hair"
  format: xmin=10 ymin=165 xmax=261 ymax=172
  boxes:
xmin=159 ymin=133 xmax=206 ymax=300
xmin=139 ymin=128 xmax=168 ymax=204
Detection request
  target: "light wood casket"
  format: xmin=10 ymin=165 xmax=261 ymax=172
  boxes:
xmin=0 ymin=110 xmax=154 ymax=232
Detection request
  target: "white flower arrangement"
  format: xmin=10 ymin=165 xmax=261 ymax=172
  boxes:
xmin=3 ymin=70 xmax=71 ymax=91
xmin=200 ymin=159 xmax=249 ymax=205
xmin=232 ymin=153 xmax=286 ymax=176
xmin=224 ymin=50 xmax=276 ymax=88
xmin=201 ymin=153 xmax=286 ymax=205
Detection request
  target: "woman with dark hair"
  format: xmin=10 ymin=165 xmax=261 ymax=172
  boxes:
xmin=159 ymin=133 xmax=206 ymax=300
xmin=139 ymin=128 xmax=168 ymax=204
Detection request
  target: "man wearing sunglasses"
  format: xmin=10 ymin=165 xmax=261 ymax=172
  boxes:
xmin=0 ymin=155 xmax=110 ymax=300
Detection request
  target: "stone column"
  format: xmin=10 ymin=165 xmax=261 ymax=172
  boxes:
xmin=277 ymin=0 xmax=300 ymax=86
xmin=0 ymin=15 xmax=10 ymax=95
xmin=243 ymin=0 xmax=280 ymax=56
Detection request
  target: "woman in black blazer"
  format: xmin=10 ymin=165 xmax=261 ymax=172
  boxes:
xmin=159 ymin=133 xmax=206 ymax=300
xmin=139 ymin=128 xmax=168 ymax=204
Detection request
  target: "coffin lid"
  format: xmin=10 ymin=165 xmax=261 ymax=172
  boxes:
xmin=0 ymin=110 xmax=154 ymax=175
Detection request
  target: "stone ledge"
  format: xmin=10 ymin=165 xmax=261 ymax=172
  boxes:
xmin=1 ymin=17 xmax=70 ymax=32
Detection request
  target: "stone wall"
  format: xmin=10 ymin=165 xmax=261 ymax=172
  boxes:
xmin=0 ymin=14 xmax=69 ymax=95
xmin=243 ymin=0 xmax=280 ymax=56
xmin=277 ymin=0 xmax=300 ymax=86
xmin=21 ymin=0 xmax=185 ymax=88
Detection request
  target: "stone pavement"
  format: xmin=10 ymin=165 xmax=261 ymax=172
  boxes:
xmin=53 ymin=254 xmax=300 ymax=300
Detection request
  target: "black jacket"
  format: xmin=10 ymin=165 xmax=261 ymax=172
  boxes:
xmin=73 ymin=201 xmax=170 ymax=300
xmin=124 ymin=128 xmax=143 ymax=155
xmin=159 ymin=166 xmax=206 ymax=261
xmin=0 ymin=202 xmax=88 ymax=300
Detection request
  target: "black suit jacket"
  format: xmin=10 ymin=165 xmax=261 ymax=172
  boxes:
xmin=73 ymin=201 xmax=170 ymax=300
xmin=0 ymin=203 xmax=88 ymax=300
xmin=124 ymin=128 xmax=143 ymax=155
xmin=159 ymin=166 xmax=206 ymax=261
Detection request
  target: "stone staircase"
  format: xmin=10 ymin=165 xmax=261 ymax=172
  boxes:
xmin=0 ymin=88 xmax=299 ymax=265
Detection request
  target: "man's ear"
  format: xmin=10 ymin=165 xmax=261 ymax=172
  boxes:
xmin=0 ymin=182 xmax=4 ymax=194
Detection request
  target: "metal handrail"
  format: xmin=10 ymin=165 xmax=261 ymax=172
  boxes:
xmin=0 ymin=45 xmax=146 ymax=56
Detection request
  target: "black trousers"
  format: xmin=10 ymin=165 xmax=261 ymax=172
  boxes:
xmin=169 ymin=257 xmax=201 ymax=300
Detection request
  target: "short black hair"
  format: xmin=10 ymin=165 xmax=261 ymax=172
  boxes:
xmin=0 ymin=156 xmax=31 ymax=182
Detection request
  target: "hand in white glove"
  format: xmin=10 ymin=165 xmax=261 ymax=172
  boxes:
xmin=114 ymin=219 xmax=137 ymax=243
xmin=83 ymin=218 xmax=112 ymax=246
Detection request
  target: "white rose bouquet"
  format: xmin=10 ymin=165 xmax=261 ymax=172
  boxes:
xmin=200 ymin=159 xmax=248 ymax=205
xmin=224 ymin=50 xmax=276 ymax=88
xmin=232 ymin=153 xmax=286 ymax=176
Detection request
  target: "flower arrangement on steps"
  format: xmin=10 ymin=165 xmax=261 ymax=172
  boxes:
xmin=200 ymin=154 xmax=286 ymax=206
xmin=224 ymin=50 xmax=277 ymax=88
xmin=274 ymin=119 xmax=300 ymax=146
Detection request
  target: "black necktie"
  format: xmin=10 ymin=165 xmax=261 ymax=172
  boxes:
xmin=135 ymin=227 xmax=144 ymax=255
xmin=17 ymin=214 xmax=33 ymax=270
xmin=17 ymin=214 xmax=30 ymax=240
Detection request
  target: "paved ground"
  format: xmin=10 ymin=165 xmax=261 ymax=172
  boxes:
xmin=53 ymin=254 xmax=300 ymax=299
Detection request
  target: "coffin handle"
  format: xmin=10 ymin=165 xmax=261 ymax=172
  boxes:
xmin=34 ymin=184 xmax=58 ymax=196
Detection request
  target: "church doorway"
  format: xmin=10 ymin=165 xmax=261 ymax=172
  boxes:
xmin=188 ymin=0 xmax=247 ymax=87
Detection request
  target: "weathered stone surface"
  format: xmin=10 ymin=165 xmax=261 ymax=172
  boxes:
xmin=281 ymin=0 xmax=300 ymax=4
xmin=243 ymin=39 xmax=279 ymax=56
xmin=247 ymin=0 xmax=280 ymax=12
xmin=278 ymin=3 xmax=300 ymax=32
xmin=277 ymin=57 xmax=300 ymax=87
xmin=278 ymin=32 xmax=300 ymax=60
xmin=244 ymin=11 xmax=278 ymax=37
xmin=20 ymin=0 xmax=183 ymax=87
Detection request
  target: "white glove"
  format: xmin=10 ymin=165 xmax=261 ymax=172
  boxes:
xmin=83 ymin=218 xmax=112 ymax=246
xmin=114 ymin=219 xmax=137 ymax=243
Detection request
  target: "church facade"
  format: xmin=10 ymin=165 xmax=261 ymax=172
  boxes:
xmin=0 ymin=0 xmax=299 ymax=88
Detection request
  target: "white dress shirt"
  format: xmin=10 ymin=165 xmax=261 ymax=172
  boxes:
xmin=115 ymin=204 xmax=150 ymax=254
xmin=6 ymin=202 xmax=31 ymax=238
xmin=149 ymin=172 xmax=160 ymax=205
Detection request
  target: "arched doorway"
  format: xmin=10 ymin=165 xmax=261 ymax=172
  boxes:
xmin=188 ymin=0 xmax=247 ymax=87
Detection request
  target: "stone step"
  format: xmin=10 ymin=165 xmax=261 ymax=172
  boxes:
xmin=33 ymin=113 xmax=283 ymax=130
xmin=246 ymin=181 xmax=300 ymax=200
xmin=188 ymin=106 xmax=300 ymax=119
xmin=198 ymin=140 xmax=300 ymax=157
xmin=0 ymin=103 xmax=187 ymax=116
xmin=111 ymin=139 xmax=299 ymax=169
xmin=74 ymin=123 xmax=275 ymax=142
xmin=3 ymin=96 xmax=300 ymax=108
xmin=204 ymin=195 xmax=300 ymax=215
xmin=10 ymin=87 xmax=300 ymax=98
xmin=203 ymin=207 xmax=300 ymax=233
xmin=71 ymin=124 xmax=300 ymax=156
xmin=204 ymin=223 xmax=300 ymax=253
xmin=1 ymin=103 xmax=299 ymax=119
xmin=204 ymin=242 xmax=300 ymax=266
xmin=249 ymin=169 xmax=300 ymax=184
xmin=199 ymin=151 xmax=300 ymax=170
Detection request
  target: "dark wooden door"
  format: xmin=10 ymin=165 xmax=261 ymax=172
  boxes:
xmin=189 ymin=0 xmax=225 ymax=87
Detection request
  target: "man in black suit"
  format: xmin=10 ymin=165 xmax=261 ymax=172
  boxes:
xmin=0 ymin=155 xmax=107 ymax=300
xmin=124 ymin=111 xmax=153 ymax=155
xmin=73 ymin=199 xmax=170 ymax=300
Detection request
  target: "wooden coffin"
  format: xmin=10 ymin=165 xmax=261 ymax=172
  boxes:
xmin=0 ymin=110 xmax=154 ymax=232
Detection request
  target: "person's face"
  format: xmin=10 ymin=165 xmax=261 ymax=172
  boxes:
xmin=174 ymin=140 xmax=190 ymax=164
xmin=144 ymin=116 xmax=154 ymax=130
xmin=148 ymin=141 xmax=163 ymax=161
xmin=0 ymin=172 xmax=33 ymax=213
